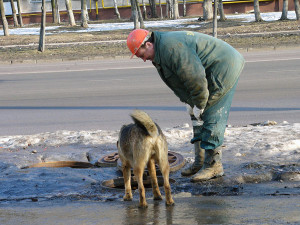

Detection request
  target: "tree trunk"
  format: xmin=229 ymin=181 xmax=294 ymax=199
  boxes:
xmin=295 ymin=0 xmax=300 ymax=20
xmin=65 ymin=0 xmax=76 ymax=26
xmin=166 ymin=0 xmax=170 ymax=18
xmin=159 ymin=0 xmax=163 ymax=19
xmin=55 ymin=0 xmax=60 ymax=23
xmin=203 ymin=0 xmax=213 ymax=20
xmin=16 ymin=0 xmax=23 ymax=27
xmin=183 ymin=0 xmax=186 ymax=17
xmin=38 ymin=0 xmax=46 ymax=52
xmin=280 ymin=0 xmax=288 ymax=20
xmin=131 ymin=0 xmax=139 ymax=29
xmin=213 ymin=0 xmax=217 ymax=37
xmin=142 ymin=0 xmax=147 ymax=19
xmin=51 ymin=0 xmax=57 ymax=23
xmin=0 ymin=0 xmax=9 ymax=36
xmin=10 ymin=0 xmax=19 ymax=27
xmin=173 ymin=0 xmax=179 ymax=19
xmin=218 ymin=0 xmax=226 ymax=21
xmin=113 ymin=0 xmax=121 ymax=19
xmin=135 ymin=0 xmax=144 ymax=28
xmin=51 ymin=0 xmax=60 ymax=24
xmin=81 ymin=0 xmax=88 ymax=28
xmin=169 ymin=0 xmax=174 ymax=18
xmin=149 ymin=0 xmax=158 ymax=18
xmin=254 ymin=0 xmax=263 ymax=22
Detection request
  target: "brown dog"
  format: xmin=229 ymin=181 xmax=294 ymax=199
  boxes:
xmin=117 ymin=110 xmax=174 ymax=208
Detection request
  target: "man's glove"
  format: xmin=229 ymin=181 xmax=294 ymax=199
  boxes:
xmin=186 ymin=104 xmax=194 ymax=116
xmin=193 ymin=107 xmax=204 ymax=121
xmin=186 ymin=104 xmax=204 ymax=121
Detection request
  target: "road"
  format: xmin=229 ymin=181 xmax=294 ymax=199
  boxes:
xmin=0 ymin=48 xmax=299 ymax=136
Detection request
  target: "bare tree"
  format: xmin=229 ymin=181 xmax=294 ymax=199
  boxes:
xmin=65 ymin=0 xmax=76 ymax=26
xmin=131 ymin=0 xmax=139 ymax=29
xmin=167 ymin=0 xmax=174 ymax=18
xmin=166 ymin=0 xmax=171 ymax=18
xmin=218 ymin=0 xmax=226 ymax=21
xmin=159 ymin=0 xmax=163 ymax=19
xmin=0 ymin=0 xmax=9 ymax=36
xmin=295 ymin=0 xmax=300 ymax=20
xmin=38 ymin=0 xmax=46 ymax=52
xmin=254 ymin=0 xmax=263 ymax=22
xmin=183 ymin=0 xmax=186 ymax=17
xmin=135 ymin=0 xmax=144 ymax=28
xmin=203 ymin=0 xmax=213 ymax=20
xmin=10 ymin=0 xmax=19 ymax=27
xmin=173 ymin=0 xmax=179 ymax=19
xmin=51 ymin=0 xmax=60 ymax=24
xmin=113 ymin=0 xmax=121 ymax=19
xmin=149 ymin=0 xmax=158 ymax=18
xmin=16 ymin=0 xmax=23 ymax=27
xmin=213 ymin=0 xmax=217 ymax=37
xmin=280 ymin=0 xmax=288 ymax=20
xmin=81 ymin=0 xmax=88 ymax=27
xmin=142 ymin=0 xmax=147 ymax=19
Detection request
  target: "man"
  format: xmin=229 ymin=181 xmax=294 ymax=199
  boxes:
xmin=126 ymin=29 xmax=245 ymax=182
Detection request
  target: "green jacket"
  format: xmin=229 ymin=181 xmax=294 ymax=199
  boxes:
xmin=152 ymin=31 xmax=245 ymax=110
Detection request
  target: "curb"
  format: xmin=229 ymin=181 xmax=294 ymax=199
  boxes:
xmin=0 ymin=54 xmax=130 ymax=65
xmin=0 ymin=45 xmax=299 ymax=65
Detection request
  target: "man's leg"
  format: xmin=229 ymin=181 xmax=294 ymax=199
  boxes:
xmin=191 ymin=81 xmax=238 ymax=182
xmin=181 ymin=115 xmax=205 ymax=176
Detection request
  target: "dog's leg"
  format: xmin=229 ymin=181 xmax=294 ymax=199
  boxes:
xmin=133 ymin=165 xmax=148 ymax=208
xmin=159 ymin=160 xmax=175 ymax=206
xmin=122 ymin=163 xmax=133 ymax=201
xmin=147 ymin=157 xmax=162 ymax=200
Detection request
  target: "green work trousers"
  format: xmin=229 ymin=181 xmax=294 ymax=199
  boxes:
xmin=191 ymin=79 xmax=239 ymax=150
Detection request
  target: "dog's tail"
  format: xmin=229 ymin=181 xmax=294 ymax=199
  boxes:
xmin=131 ymin=110 xmax=158 ymax=137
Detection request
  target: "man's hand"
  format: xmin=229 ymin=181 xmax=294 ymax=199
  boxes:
xmin=186 ymin=104 xmax=204 ymax=121
xmin=193 ymin=107 xmax=204 ymax=121
xmin=186 ymin=104 xmax=194 ymax=116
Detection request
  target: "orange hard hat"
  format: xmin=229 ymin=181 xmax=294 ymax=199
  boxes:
xmin=127 ymin=29 xmax=149 ymax=58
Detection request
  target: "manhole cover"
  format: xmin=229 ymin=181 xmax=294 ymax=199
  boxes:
xmin=98 ymin=151 xmax=185 ymax=173
xmin=101 ymin=176 xmax=176 ymax=190
xmin=96 ymin=152 xmax=119 ymax=167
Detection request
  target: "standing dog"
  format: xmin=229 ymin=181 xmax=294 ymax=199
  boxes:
xmin=117 ymin=110 xmax=174 ymax=208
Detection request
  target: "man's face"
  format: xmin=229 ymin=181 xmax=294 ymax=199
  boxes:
xmin=135 ymin=42 xmax=155 ymax=62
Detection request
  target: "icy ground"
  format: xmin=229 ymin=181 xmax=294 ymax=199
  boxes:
xmin=0 ymin=120 xmax=299 ymax=201
xmin=0 ymin=10 xmax=299 ymax=202
xmin=0 ymin=11 xmax=297 ymax=36
xmin=1 ymin=120 xmax=300 ymax=166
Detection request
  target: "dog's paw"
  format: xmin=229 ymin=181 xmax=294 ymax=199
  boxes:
xmin=123 ymin=194 xmax=133 ymax=201
xmin=166 ymin=199 xmax=175 ymax=206
xmin=138 ymin=203 xmax=148 ymax=209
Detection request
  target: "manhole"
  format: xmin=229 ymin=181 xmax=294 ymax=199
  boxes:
xmin=101 ymin=176 xmax=176 ymax=190
xmin=22 ymin=161 xmax=93 ymax=169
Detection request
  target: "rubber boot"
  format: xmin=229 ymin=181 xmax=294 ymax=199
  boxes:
xmin=191 ymin=147 xmax=224 ymax=182
xmin=181 ymin=141 xmax=205 ymax=176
